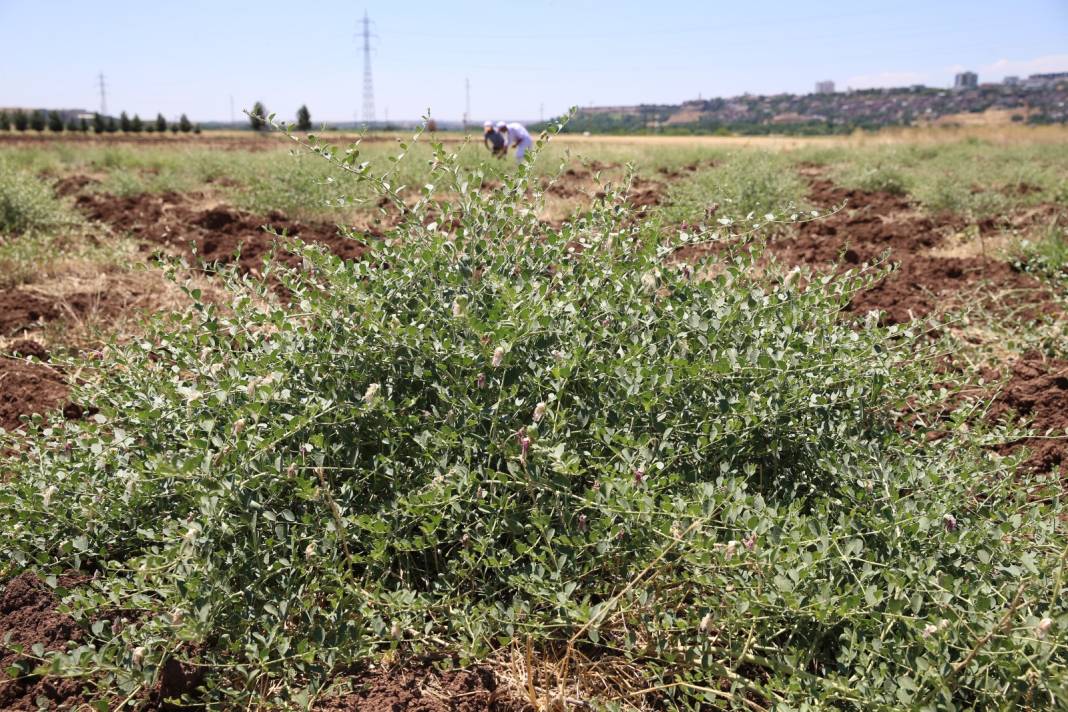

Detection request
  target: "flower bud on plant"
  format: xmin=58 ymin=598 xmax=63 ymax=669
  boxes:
xmin=171 ymin=610 xmax=184 ymax=625
xmin=452 ymin=299 xmax=465 ymax=317
xmin=363 ymin=383 xmax=381 ymax=403
xmin=743 ymin=532 xmax=757 ymax=551
xmin=390 ymin=621 xmax=402 ymax=640
xmin=578 ymin=514 xmax=587 ymax=532
xmin=42 ymin=485 xmax=57 ymax=508
xmin=724 ymin=541 xmax=738 ymax=560
xmin=492 ymin=347 xmax=504 ymax=368
xmin=633 ymin=468 xmax=645 ymax=485
xmin=1037 ymin=617 xmax=1053 ymax=639
xmin=305 ymin=542 xmax=316 ymax=559
xmin=233 ymin=418 xmax=246 ymax=436
xmin=700 ymin=612 xmax=713 ymax=633
xmin=922 ymin=624 xmax=938 ymax=638
xmin=532 ymin=402 xmax=546 ymax=423
xmin=132 ymin=646 xmax=146 ymax=666
xmin=476 ymin=372 xmax=486 ymax=389
xmin=943 ymin=513 xmax=958 ymax=532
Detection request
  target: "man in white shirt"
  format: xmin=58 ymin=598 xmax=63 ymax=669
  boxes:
xmin=497 ymin=121 xmax=534 ymax=163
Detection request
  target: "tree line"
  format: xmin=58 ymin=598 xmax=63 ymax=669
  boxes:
xmin=0 ymin=109 xmax=200 ymax=134
xmin=248 ymin=102 xmax=313 ymax=131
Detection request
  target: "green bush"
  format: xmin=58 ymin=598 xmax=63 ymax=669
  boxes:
xmin=1 ymin=126 xmax=1065 ymax=709
xmin=0 ymin=164 xmax=64 ymax=234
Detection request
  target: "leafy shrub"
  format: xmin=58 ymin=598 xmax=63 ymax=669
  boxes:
xmin=1 ymin=126 xmax=1066 ymax=709
xmin=853 ymin=164 xmax=910 ymax=195
xmin=1016 ymin=221 xmax=1068 ymax=280
xmin=250 ymin=101 xmax=267 ymax=131
xmin=0 ymin=164 xmax=64 ymax=234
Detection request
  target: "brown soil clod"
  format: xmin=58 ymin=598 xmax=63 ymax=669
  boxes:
xmin=0 ymin=573 xmax=93 ymax=710
xmin=0 ymin=358 xmax=70 ymax=432
xmin=7 ymin=340 xmax=49 ymax=361
xmin=318 ymin=666 xmax=531 ymax=712
xmin=74 ymin=192 xmax=370 ymax=274
xmin=991 ymin=354 xmax=1068 ymax=475
xmin=769 ymin=171 xmax=1058 ymax=324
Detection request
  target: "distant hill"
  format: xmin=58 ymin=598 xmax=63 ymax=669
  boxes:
xmin=553 ymin=74 xmax=1068 ymax=135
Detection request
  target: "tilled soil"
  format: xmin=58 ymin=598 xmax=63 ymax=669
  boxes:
xmin=772 ymin=177 xmax=1055 ymax=324
xmin=73 ymin=191 xmax=370 ymax=274
xmin=990 ymin=354 xmax=1068 ymax=474
xmin=0 ymin=573 xmax=93 ymax=710
xmin=318 ymin=666 xmax=531 ymax=712
xmin=0 ymin=358 xmax=70 ymax=432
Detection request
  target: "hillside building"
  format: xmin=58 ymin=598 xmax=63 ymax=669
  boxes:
xmin=815 ymin=80 xmax=835 ymax=94
xmin=954 ymin=71 xmax=978 ymax=90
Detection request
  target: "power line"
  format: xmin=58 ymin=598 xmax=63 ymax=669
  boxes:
xmin=98 ymin=72 xmax=107 ymax=116
xmin=360 ymin=11 xmax=376 ymax=124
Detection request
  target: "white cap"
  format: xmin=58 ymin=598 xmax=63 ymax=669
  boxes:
xmin=483 ymin=120 xmax=493 ymax=129
xmin=496 ymin=121 xmax=507 ymax=130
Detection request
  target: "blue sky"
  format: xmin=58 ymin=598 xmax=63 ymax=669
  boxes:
xmin=2 ymin=0 xmax=1066 ymax=123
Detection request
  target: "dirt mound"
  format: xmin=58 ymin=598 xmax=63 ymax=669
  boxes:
xmin=990 ymin=354 xmax=1068 ymax=474
xmin=767 ymin=173 xmax=1055 ymax=324
xmin=318 ymin=666 xmax=530 ymax=712
xmin=7 ymin=340 xmax=49 ymax=361
xmin=0 ymin=286 xmax=160 ymax=337
xmin=0 ymin=358 xmax=70 ymax=431
xmin=52 ymin=174 xmax=98 ymax=198
xmin=0 ymin=573 xmax=93 ymax=709
xmin=0 ymin=291 xmax=61 ymax=337
xmin=75 ymin=192 xmax=370 ymax=274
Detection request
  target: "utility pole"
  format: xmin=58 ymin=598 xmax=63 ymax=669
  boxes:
xmin=463 ymin=77 xmax=470 ymax=132
xmin=360 ymin=11 xmax=376 ymax=125
xmin=98 ymin=72 xmax=107 ymax=116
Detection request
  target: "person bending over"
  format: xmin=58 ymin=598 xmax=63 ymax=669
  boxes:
xmin=497 ymin=121 xmax=534 ymax=163
xmin=483 ymin=121 xmax=506 ymax=157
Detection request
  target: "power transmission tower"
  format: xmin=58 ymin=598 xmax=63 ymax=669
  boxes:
xmin=360 ymin=11 xmax=376 ymax=124
xmin=98 ymin=72 xmax=107 ymax=116
xmin=463 ymin=77 xmax=470 ymax=132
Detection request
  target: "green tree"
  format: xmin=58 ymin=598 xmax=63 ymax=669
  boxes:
xmin=92 ymin=113 xmax=105 ymax=134
xmin=296 ymin=104 xmax=311 ymax=131
xmin=30 ymin=110 xmax=46 ymax=132
xmin=13 ymin=110 xmax=29 ymax=131
xmin=155 ymin=113 xmax=167 ymax=133
xmin=105 ymin=116 xmax=118 ymax=133
xmin=65 ymin=117 xmax=79 ymax=132
xmin=119 ymin=111 xmax=131 ymax=132
xmin=249 ymin=101 xmax=267 ymax=131
xmin=131 ymin=114 xmax=143 ymax=133
xmin=48 ymin=111 xmax=64 ymax=132
xmin=193 ymin=124 xmax=202 ymax=135
xmin=79 ymin=117 xmax=89 ymax=133
xmin=179 ymin=113 xmax=193 ymax=133
xmin=170 ymin=123 xmax=179 ymax=134
xmin=0 ymin=111 xmax=9 ymax=131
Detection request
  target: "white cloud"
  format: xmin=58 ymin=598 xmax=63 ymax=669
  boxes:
xmin=844 ymin=71 xmax=930 ymax=90
xmin=978 ymin=54 xmax=1068 ymax=79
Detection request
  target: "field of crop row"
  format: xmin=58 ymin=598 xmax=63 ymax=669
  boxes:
xmin=1 ymin=125 xmax=1067 ymax=709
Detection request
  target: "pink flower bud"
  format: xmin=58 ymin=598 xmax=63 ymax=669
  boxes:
xmin=633 ymin=468 xmax=645 ymax=484
xmin=943 ymin=513 xmax=957 ymax=532
xmin=476 ymin=372 xmax=486 ymax=389
xmin=533 ymin=401 xmax=546 ymax=423
xmin=492 ymin=347 xmax=504 ymax=368
xmin=743 ymin=532 xmax=757 ymax=551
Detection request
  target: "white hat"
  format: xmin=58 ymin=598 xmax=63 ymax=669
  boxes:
xmin=496 ymin=121 xmax=507 ymax=130
xmin=483 ymin=120 xmax=493 ymax=129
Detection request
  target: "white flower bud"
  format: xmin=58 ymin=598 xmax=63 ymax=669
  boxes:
xmin=42 ymin=485 xmax=57 ymax=508
xmin=699 ymin=612 xmax=713 ymax=633
xmin=922 ymin=623 xmax=938 ymax=638
xmin=132 ymin=646 xmax=146 ymax=666
xmin=305 ymin=542 xmax=316 ymax=559
xmin=532 ymin=402 xmax=546 ymax=423
xmin=390 ymin=621 xmax=402 ymax=640
xmin=492 ymin=347 xmax=504 ymax=368
xmin=363 ymin=382 xmax=381 ymax=403
xmin=725 ymin=541 xmax=737 ymax=561
xmin=1037 ymin=617 xmax=1053 ymax=639
xmin=452 ymin=299 xmax=465 ymax=317
xmin=233 ymin=418 xmax=246 ymax=436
